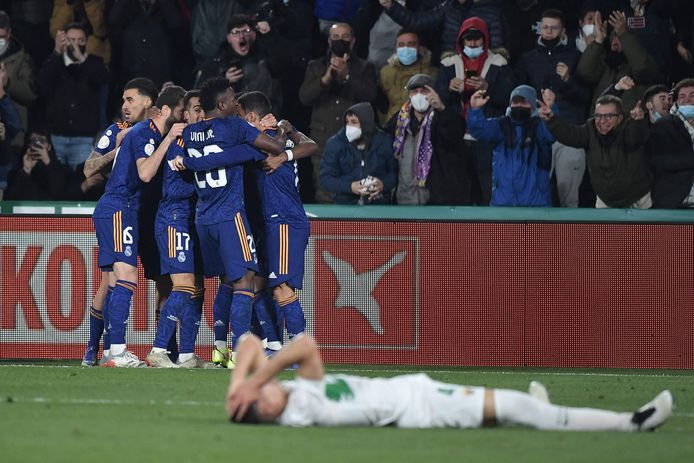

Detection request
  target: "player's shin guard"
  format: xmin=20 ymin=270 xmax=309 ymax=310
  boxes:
xmin=213 ymin=283 xmax=233 ymax=342
xmin=230 ymin=289 xmax=254 ymax=350
xmin=180 ymin=288 xmax=204 ymax=354
xmin=494 ymin=389 xmax=635 ymax=431
xmin=102 ymin=287 xmax=113 ymax=350
xmin=276 ymin=293 xmax=305 ymax=340
xmin=87 ymin=306 xmax=104 ymax=350
xmin=153 ymin=286 xmax=194 ymax=349
xmin=255 ymin=290 xmax=281 ymax=345
xmin=109 ymin=280 xmax=137 ymax=349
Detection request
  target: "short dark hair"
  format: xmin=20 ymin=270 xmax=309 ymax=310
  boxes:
xmin=229 ymin=403 xmax=269 ymax=425
xmin=156 ymin=85 xmax=186 ymax=110
xmin=541 ymin=9 xmax=565 ymax=27
xmin=595 ymin=94 xmax=623 ymax=113
xmin=237 ymin=91 xmax=271 ymax=118
xmin=199 ymin=77 xmax=234 ymax=112
xmin=673 ymin=78 xmax=694 ymax=100
xmin=642 ymin=84 xmax=669 ymax=105
xmin=227 ymin=14 xmax=254 ymax=33
xmin=0 ymin=11 xmax=10 ymax=30
xmin=124 ymin=78 xmax=159 ymax=104
xmin=64 ymin=22 xmax=88 ymax=36
xmin=396 ymin=27 xmax=419 ymax=40
xmin=183 ymin=89 xmax=201 ymax=111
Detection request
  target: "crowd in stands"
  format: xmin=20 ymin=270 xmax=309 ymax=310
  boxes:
xmin=1 ymin=0 xmax=693 ymax=208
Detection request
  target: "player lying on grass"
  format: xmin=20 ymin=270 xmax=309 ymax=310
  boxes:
xmin=226 ymin=334 xmax=673 ymax=430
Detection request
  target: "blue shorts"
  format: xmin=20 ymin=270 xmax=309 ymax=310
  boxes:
xmin=196 ymin=212 xmax=258 ymax=280
xmin=93 ymin=208 xmax=139 ymax=269
xmin=155 ymin=210 xmax=201 ymax=275
xmin=265 ymin=222 xmax=309 ymax=289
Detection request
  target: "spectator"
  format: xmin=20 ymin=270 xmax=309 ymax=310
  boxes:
xmin=385 ymin=73 xmax=469 ymax=205
xmin=39 ymin=22 xmax=109 ymax=170
xmin=642 ymin=84 xmax=671 ymax=124
xmin=108 ymin=0 xmax=184 ymax=89
xmin=434 ymin=16 xmax=515 ymax=205
xmin=299 ymin=22 xmax=377 ymax=203
xmin=64 ymin=161 xmax=106 ymax=201
xmin=198 ymin=14 xmax=280 ymax=112
xmin=0 ymin=72 xmax=21 ymax=200
xmin=379 ymin=0 xmax=506 ymax=59
xmin=0 ymin=1 xmax=53 ymax=72
xmin=576 ymin=10 xmax=658 ymax=113
xmin=50 ymin=0 xmax=111 ymax=65
xmin=647 ymin=78 xmax=694 ymax=209
xmin=379 ymin=28 xmax=438 ymax=122
xmin=5 ymin=130 xmax=70 ymax=201
xmin=541 ymin=92 xmax=652 ymax=208
xmin=0 ymin=10 xmax=38 ymax=145
xmin=467 ymin=85 xmax=555 ymax=207
xmin=515 ymin=8 xmax=589 ymax=207
xmin=575 ymin=6 xmax=597 ymax=53
xmin=320 ymin=102 xmax=396 ymax=205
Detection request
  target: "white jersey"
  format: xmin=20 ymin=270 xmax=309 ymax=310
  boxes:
xmin=278 ymin=373 xmax=485 ymax=428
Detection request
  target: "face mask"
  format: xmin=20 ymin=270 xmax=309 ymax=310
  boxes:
xmin=605 ymin=50 xmax=626 ymax=69
xmin=582 ymin=24 xmax=595 ymax=37
xmin=651 ymin=110 xmax=662 ymax=122
xmin=396 ymin=47 xmax=417 ymax=66
xmin=0 ymin=38 xmax=8 ymax=55
xmin=540 ymin=37 xmax=561 ymax=48
xmin=345 ymin=125 xmax=362 ymax=142
xmin=510 ymin=107 xmax=532 ymax=122
xmin=678 ymin=105 xmax=694 ymax=119
xmin=410 ymin=93 xmax=430 ymax=112
xmin=330 ymin=39 xmax=351 ymax=57
xmin=463 ymin=45 xmax=484 ymax=59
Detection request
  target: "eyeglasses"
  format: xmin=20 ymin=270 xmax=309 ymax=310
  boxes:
xmin=540 ymin=25 xmax=562 ymax=31
xmin=594 ymin=113 xmax=620 ymax=120
xmin=229 ymin=28 xmax=254 ymax=36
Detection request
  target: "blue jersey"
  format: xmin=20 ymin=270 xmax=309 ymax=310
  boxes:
xmin=251 ymin=130 xmax=308 ymax=226
xmin=181 ymin=116 xmax=263 ymax=225
xmin=160 ymin=137 xmax=196 ymax=216
xmin=95 ymin=119 xmax=162 ymax=216
xmin=94 ymin=121 xmax=131 ymax=155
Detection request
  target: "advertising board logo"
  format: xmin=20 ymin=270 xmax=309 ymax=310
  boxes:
xmin=314 ymin=236 xmax=419 ymax=350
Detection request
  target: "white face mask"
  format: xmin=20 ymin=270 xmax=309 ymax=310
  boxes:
xmin=582 ymin=24 xmax=595 ymax=37
xmin=410 ymin=93 xmax=430 ymax=112
xmin=0 ymin=38 xmax=8 ymax=55
xmin=345 ymin=125 xmax=362 ymax=142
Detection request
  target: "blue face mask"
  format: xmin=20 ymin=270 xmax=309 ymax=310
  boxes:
xmin=463 ymin=46 xmax=484 ymax=59
xmin=651 ymin=111 xmax=662 ymax=122
xmin=679 ymin=105 xmax=694 ymax=119
xmin=396 ymin=47 xmax=418 ymax=66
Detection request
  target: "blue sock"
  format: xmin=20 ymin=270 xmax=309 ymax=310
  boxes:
xmin=230 ymin=289 xmax=254 ymax=350
xmin=255 ymin=290 xmax=280 ymax=343
xmin=213 ymin=283 xmax=233 ymax=343
xmin=180 ymin=288 xmax=203 ymax=354
xmin=109 ymin=280 xmax=136 ymax=345
xmin=153 ymin=286 xmax=194 ymax=349
xmin=87 ymin=306 xmax=104 ymax=350
xmin=102 ymin=287 xmax=113 ymax=350
xmin=277 ymin=293 xmax=305 ymax=340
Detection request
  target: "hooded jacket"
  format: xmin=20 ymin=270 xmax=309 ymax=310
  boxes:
xmin=320 ymin=102 xmax=397 ymax=204
xmin=434 ymin=17 xmax=515 ymax=119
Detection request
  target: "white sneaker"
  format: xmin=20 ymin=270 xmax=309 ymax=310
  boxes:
xmin=145 ymin=350 xmax=180 ymax=368
xmin=177 ymin=354 xmax=205 ymax=369
xmin=632 ymin=390 xmax=673 ymax=431
xmin=104 ymin=350 xmax=146 ymax=368
xmin=528 ymin=381 xmax=550 ymax=404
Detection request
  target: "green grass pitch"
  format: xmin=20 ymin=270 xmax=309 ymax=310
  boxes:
xmin=1 ymin=364 xmax=692 ymax=463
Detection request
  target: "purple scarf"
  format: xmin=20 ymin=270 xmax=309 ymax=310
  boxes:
xmin=393 ymin=101 xmax=434 ymax=187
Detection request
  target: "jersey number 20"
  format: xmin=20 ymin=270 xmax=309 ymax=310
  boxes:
xmin=187 ymin=145 xmax=226 ymax=188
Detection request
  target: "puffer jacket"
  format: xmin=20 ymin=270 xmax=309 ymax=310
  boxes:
xmin=379 ymin=47 xmax=438 ymax=121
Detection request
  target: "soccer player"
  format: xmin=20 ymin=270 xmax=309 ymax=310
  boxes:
xmin=171 ymin=77 xmax=288 ymax=368
xmin=226 ymin=334 xmax=674 ymax=431
xmin=147 ymin=90 xmax=207 ymax=368
xmin=93 ymin=84 xmax=187 ymax=367
xmin=81 ymin=77 xmax=158 ymax=367
xmin=237 ymin=91 xmax=318 ymax=352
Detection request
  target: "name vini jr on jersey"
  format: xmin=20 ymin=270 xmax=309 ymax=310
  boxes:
xmin=189 ymin=129 xmax=215 ymax=142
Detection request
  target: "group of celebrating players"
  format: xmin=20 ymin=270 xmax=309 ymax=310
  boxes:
xmin=80 ymin=76 xmax=317 ymax=368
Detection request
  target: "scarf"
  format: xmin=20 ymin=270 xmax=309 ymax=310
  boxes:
xmin=393 ymin=101 xmax=434 ymax=186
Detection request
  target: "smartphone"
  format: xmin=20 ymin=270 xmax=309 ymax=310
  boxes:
xmin=465 ymin=69 xmax=478 ymax=79
xmin=31 ymin=139 xmax=43 ymax=150
xmin=228 ymin=59 xmax=242 ymax=69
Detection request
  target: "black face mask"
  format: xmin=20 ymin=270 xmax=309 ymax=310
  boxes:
xmin=330 ymin=39 xmax=351 ymax=57
xmin=510 ymin=107 xmax=532 ymax=122
xmin=605 ymin=50 xmax=626 ymax=69
xmin=540 ymin=37 xmax=561 ymax=48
